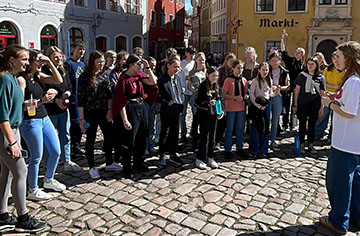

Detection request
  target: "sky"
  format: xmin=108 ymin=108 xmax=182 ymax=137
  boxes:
xmin=185 ymin=0 xmax=193 ymax=14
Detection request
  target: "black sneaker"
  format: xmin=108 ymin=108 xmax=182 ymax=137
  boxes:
xmin=134 ymin=163 xmax=149 ymax=172
xmin=169 ymin=154 xmax=184 ymax=165
xmin=179 ymin=136 xmax=188 ymax=143
xmin=236 ymin=149 xmax=247 ymax=158
xmin=224 ymin=152 xmax=232 ymax=159
xmin=248 ymin=153 xmax=257 ymax=159
xmin=0 ymin=213 xmax=17 ymax=230
xmin=15 ymin=215 xmax=46 ymax=233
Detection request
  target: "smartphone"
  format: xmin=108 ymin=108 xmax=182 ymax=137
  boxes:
xmin=6 ymin=147 xmax=28 ymax=158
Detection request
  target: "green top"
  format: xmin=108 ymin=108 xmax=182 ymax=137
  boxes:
xmin=0 ymin=73 xmax=24 ymax=127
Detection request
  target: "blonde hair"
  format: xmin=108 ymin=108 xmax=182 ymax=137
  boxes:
xmin=191 ymin=52 xmax=206 ymax=73
xmin=105 ymin=50 xmax=117 ymax=59
xmin=45 ymin=46 xmax=66 ymax=76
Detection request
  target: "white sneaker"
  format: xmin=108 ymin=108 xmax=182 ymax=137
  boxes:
xmin=105 ymin=162 xmax=122 ymax=172
xmin=44 ymin=178 xmax=66 ymax=192
xmin=89 ymin=167 xmax=101 ymax=179
xmin=28 ymin=188 xmax=51 ymax=201
xmin=207 ymin=158 xmax=219 ymax=169
xmin=195 ymin=159 xmax=207 ymax=170
xmin=64 ymin=161 xmax=82 ymax=172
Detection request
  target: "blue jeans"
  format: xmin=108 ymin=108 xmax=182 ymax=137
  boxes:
xmin=315 ymin=106 xmax=332 ymax=139
xmin=20 ymin=116 xmax=61 ymax=190
xmin=270 ymin=95 xmax=283 ymax=140
xmin=146 ymin=102 xmax=156 ymax=151
xmin=224 ymin=111 xmax=245 ymax=152
xmin=326 ymin=147 xmax=360 ymax=232
xmin=180 ymin=94 xmax=195 ymax=136
xmin=48 ymin=110 xmax=71 ymax=163
xmin=249 ymin=105 xmax=270 ymax=155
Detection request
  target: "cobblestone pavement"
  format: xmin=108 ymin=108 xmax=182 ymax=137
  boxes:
xmin=2 ymin=128 xmax=360 ymax=236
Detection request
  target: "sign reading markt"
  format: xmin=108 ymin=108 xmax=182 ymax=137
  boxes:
xmin=259 ymin=18 xmax=299 ymax=27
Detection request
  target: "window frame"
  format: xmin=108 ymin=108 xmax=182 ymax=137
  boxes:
xmin=255 ymin=0 xmax=276 ymax=13
xmin=124 ymin=0 xmax=131 ymax=14
xmin=97 ymin=0 xmax=107 ymax=10
xmin=319 ymin=0 xmax=331 ymax=4
xmin=264 ymin=39 xmax=281 ymax=61
xmin=109 ymin=0 xmax=118 ymax=12
xmin=286 ymin=0 xmax=307 ymax=13
xmin=335 ymin=0 xmax=347 ymax=5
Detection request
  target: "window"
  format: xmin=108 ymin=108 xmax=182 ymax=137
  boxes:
xmin=256 ymin=0 xmax=274 ymax=12
xmin=40 ymin=25 xmax=57 ymax=54
xmin=335 ymin=0 xmax=347 ymax=4
xmin=319 ymin=0 xmax=331 ymax=4
xmin=151 ymin=10 xmax=156 ymax=26
xmin=134 ymin=0 xmax=140 ymax=15
xmin=96 ymin=37 xmax=107 ymax=52
xmin=69 ymin=27 xmax=83 ymax=44
xmin=110 ymin=0 xmax=118 ymax=11
xmin=125 ymin=0 xmax=131 ymax=13
xmin=0 ymin=21 xmax=19 ymax=50
xmin=288 ymin=0 xmax=305 ymax=11
xmin=75 ymin=0 xmax=84 ymax=6
xmin=169 ymin=15 xmax=174 ymax=28
xmin=116 ymin=36 xmax=127 ymax=52
xmin=132 ymin=36 xmax=142 ymax=48
xmin=97 ymin=0 xmax=106 ymax=10
xmin=265 ymin=40 xmax=281 ymax=60
xmin=160 ymin=13 xmax=166 ymax=27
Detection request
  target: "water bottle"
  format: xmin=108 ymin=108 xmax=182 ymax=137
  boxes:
xmin=215 ymin=100 xmax=222 ymax=115
xmin=294 ymin=136 xmax=300 ymax=157
xmin=62 ymin=99 xmax=70 ymax=109
xmin=82 ymin=122 xmax=90 ymax=134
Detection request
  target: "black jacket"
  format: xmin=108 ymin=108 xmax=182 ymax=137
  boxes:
xmin=157 ymin=72 xmax=184 ymax=114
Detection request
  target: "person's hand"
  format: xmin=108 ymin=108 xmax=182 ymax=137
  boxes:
xmin=243 ymin=94 xmax=249 ymax=100
xmin=324 ymin=92 xmax=335 ymax=101
xmin=321 ymin=96 xmax=332 ymax=107
xmin=142 ymin=59 xmax=150 ymax=68
xmin=106 ymin=110 xmax=113 ymax=122
xmin=217 ymin=111 xmax=224 ymax=120
xmin=282 ymin=31 xmax=288 ymax=39
xmin=123 ymin=119 xmax=132 ymax=130
xmin=260 ymin=106 xmax=266 ymax=111
xmin=318 ymin=107 xmax=324 ymax=118
xmin=55 ymin=98 xmax=67 ymax=110
xmin=79 ymin=119 xmax=86 ymax=134
xmin=210 ymin=99 xmax=216 ymax=106
xmin=60 ymin=92 xmax=69 ymax=100
xmin=24 ymin=99 xmax=40 ymax=108
xmin=292 ymin=106 xmax=297 ymax=114
xmin=234 ymin=95 xmax=242 ymax=101
xmin=38 ymin=55 xmax=51 ymax=64
xmin=42 ymin=91 xmax=56 ymax=104
xmin=9 ymin=144 xmax=22 ymax=158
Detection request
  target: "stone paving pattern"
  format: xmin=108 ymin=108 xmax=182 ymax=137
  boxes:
xmin=2 ymin=128 xmax=360 ymax=236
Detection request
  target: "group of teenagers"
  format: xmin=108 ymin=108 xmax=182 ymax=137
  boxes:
xmin=0 ymin=30 xmax=359 ymax=234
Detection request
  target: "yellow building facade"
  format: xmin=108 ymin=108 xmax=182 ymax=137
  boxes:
xmin=227 ymin=0 xmax=358 ymax=63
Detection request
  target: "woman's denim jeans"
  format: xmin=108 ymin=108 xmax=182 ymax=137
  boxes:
xmin=326 ymin=147 xmax=360 ymax=233
xmin=224 ymin=111 xmax=245 ymax=152
xmin=20 ymin=116 xmax=60 ymax=190
xmin=48 ymin=110 xmax=71 ymax=163
xmin=270 ymin=95 xmax=283 ymax=140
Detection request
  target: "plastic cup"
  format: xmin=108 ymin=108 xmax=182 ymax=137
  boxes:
xmin=24 ymin=100 xmax=36 ymax=116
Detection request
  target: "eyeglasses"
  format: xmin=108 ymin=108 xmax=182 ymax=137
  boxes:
xmin=96 ymin=60 xmax=106 ymax=64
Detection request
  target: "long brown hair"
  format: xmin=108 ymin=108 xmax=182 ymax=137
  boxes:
xmin=222 ymin=52 xmax=236 ymax=77
xmin=257 ymin=62 xmax=271 ymax=89
xmin=205 ymin=66 xmax=220 ymax=99
xmin=20 ymin=49 xmax=41 ymax=80
xmin=336 ymin=41 xmax=360 ymax=91
xmin=84 ymin=50 xmax=104 ymax=84
xmin=0 ymin=45 xmax=28 ymax=74
xmin=304 ymin=56 xmax=321 ymax=76
xmin=46 ymin=46 xmax=66 ymax=76
xmin=111 ymin=50 xmax=129 ymax=74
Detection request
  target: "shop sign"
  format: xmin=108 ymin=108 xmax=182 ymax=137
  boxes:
xmin=259 ymin=18 xmax=299 ymax=28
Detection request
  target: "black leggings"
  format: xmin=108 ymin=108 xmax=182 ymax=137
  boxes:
xmin=159 ymin=112 xmax=180 ymax=156
xmin=197 ymin=112 xmax=217 ymax=161
xmin=297 ymin=98 xmax=321 ymax=144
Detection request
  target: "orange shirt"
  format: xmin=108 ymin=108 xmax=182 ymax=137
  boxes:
xmin=222 ymin=77 xmax=248 ymax=112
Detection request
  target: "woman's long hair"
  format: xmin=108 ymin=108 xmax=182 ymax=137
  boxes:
xmin=326 ymin=51 xmax=337 ymax=72
xmin=0 ymin=45 xmax=28 ymax=75
xmin=304 ymin=57 xmax=321 ymax=76
xmin=336 ymin=41 xmax=360 ymax=91
xmin=190 ymin=52 xmax=206 ymax=73
xmin=111 ymin=50 xmax=129 ymax=74
xmin=222 ymin=52 xmax=236 ymax=77
xmin=46 ymin=46 xmax=66 ymax=76
xmin=20 ymin=49 xmax=41 ymax=80
xmin=205 ymin=66 xmax=220 ymax=99
xmin=84 ymin=50 xmax=104 ymax=84
xmin=257 ymin=62 xmax=271 ymax=90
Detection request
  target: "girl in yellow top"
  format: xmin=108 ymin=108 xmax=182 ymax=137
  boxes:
xmin=315 ymin=52 xmax=343 ymax=140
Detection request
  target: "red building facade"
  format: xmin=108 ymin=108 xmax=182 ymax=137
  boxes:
xmin=148 ymin=0 xmax=186 ymax=60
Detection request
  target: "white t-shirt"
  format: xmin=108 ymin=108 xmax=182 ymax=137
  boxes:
xmin=332 ymin=74 xmax=360 ymax=154
xmin=179 ymin=59 xmax=195 ymax=96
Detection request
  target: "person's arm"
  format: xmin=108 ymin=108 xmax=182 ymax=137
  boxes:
xmin=292 ymin=85 xmax=301 ymax=114
xmin=322 ymin=98 xmax=356 ymax=119
xmin=281 ymin=74 xmax=290 ymax=91
xmin=0 ymin=122 xmax=22 ymax=158
xmin=120 ymin=107 xmax=132 ymax=130
xmin=38 ymin=56 xmax=63 ymax=84
xmin=78 ymin=107 xmax=86 ymax=133
xmin=281 ymin=31 xmax=287 ymax=52
xmin=141 ymin=60 xmax=157 ymax=85
xmin=187 ymin=76 xmax=197 ymax=94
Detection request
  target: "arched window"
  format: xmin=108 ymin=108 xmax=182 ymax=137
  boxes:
xmin=0 ymin=21 xmax=19 ymax=50
xmin=40 ymin=25 xmax=58 ymax=54
xmin=116 ymin=36 xmax=127 ymax=52
xmin=96 ymin=36 xmax=107 ymax=52
xmin=132 ymin=36 xmax=142 ymax=49
xmin=69 ymin=27 xmax=83 ymax=44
